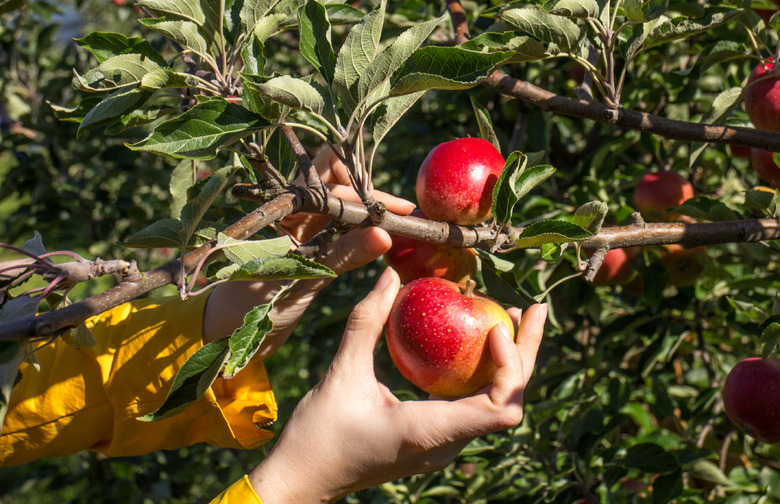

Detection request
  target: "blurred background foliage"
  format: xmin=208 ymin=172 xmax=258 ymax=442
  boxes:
xmin=4 ymin=0 xmax=780 ymax=503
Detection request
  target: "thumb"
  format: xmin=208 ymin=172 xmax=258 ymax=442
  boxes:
xmin=333 ymin=268 xmax=400 ymax=372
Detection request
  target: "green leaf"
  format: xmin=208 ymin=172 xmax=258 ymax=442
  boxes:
xmin=123 ymin=218 xmax=183 ymax=248
xmin=573 ymin=201 xmax=608 ymax=235
xmin=492 ymin=152 xmax=556 ymax=224
xmin=180 ymin=166 xmax=234 ymax=244
xmin=138 ymin=338 xmax=230 ymax=421
xmin=688 ymin=459 xmax=733 ymax=487
xmin=543 ymin=0 xmax=600 ymax=19
xmin=48 ymin=96 xmax=104 ymax=123
xmin=652 ymin=468 xmax=683 ymax=504
xmin=241 ymin=34 xmax=266 ymax=76
xmin=744 ymin=186 xmax=780 ymax=217
xmin=138 ymin=18 xmax=211 ymax=60
xmin=241 ymin=0 xmax=282 ymax=38
xmin=264 ymin=129 xmax=297 ymax=180
xmin=77 ymin=86 xmax=152 ymax=137
xmin=762 ymin=322 xmax=780 ymax=359
xmin=61 ymin=323 xmax=97 ymax=350
xmin=24 ymin=231 xmax=47 ymax=258
xmin=224 ymin=254 xmax=336 ymax=281
xmin=169 ymin=160 xmax=198 ymax=218
xmin=667 ymin=195 xmax=738 ymax=222
xmin=540 ymin=242 xmax=566 ymax=262
xmin=298 ymin=0 xmax=338 ymax=85
xmin=389 ymin=46 xmax=514 ymax=97
xmin=642 ymin=8 xmax=742 ymax=52
xmin=0 ymin=0 xmax=24 ymax=15
xmin=127 ymin=98 xmax=271 ymax=160
xmin=459 ymin=32 xmax=529 ymax=52
xmin=681 ymin=41 xmax=746 ymax=79
xmin=333 ymin=0 xmax=387 ymax=113
xmin=624 ymin=0 xmax=669 ymax=22
xmin=689 ymin=87 xmax=743 ymax=166
xmin=223 ymin=304 xmax=273 ymax=378
xmin=139 ymin=68 xmax=197 ymax=90
xmin=74 ymin=32 xmax=167 ymax=66
xmin=492 ymin=152 xmax=526 ymax=224
xmin=243 ymin=75 xmax=325 ymax=114
xmin=500 ymin=5 xmax=584 ymax=54
xmin=470 ymin=97 xmax=501 ymax=152
xmin=76 ymin=53 xmax=164 ymax=91
xmin=513 ymin=219 xmax=592 ymax=248
xmin=218 ymin=234 xmax=292 ymax=265
xmin=357 ymin=15 xmax=445 ymax=103
xmin=612 ymin=442 xmax=679 ymax=474
xmin=369 ymin=91 xmax=426 ymax=172
xmin=0 ymin=296 xmax=40 ymax=325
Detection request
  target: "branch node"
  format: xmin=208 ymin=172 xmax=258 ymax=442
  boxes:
xmin=584 ymin=247 xmax=609 ymax=283
xmin=631 ymin=211 xmax=646 ymax=228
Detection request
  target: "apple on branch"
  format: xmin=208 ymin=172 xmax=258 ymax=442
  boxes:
xmin=383 ymin=210 xmax=477 ymax=285
xmin=385 ymin=277 xmax=514 ymax=398
xmin=749 ymin=148 xmax=780 ymax=188
xmin=416 ymin=137 xmax=506 ymax=226
xmin=589 ymin=247 xmax=639 ymax=286
xmin=745 ymin=57 xmax=780 ymax=133
xmin=723 ymin=357 xmax=780 ymax=444
xmin=633 ymin=170 xmax=694 ymax=222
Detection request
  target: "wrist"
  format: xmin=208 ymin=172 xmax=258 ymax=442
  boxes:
xmin=249 ymin=453 xmax=339 ymax=504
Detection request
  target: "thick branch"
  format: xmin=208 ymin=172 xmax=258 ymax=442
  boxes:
xmin=483 ymin=71 xmax=780 ymax=151
xmin=0 ymin=192 xmax=301 ymax=340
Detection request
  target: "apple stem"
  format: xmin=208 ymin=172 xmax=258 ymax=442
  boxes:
xmin=464 ymin=279 xmax=476 ymax=298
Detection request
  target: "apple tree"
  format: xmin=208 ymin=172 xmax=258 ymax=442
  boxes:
xmin=4 ymin=0 xmax=780 ymax=502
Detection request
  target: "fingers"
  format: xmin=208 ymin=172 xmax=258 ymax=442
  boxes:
xmin=318 ymin=227 xmax=393 ymax=275
xmin=328 ymin=184 xmax=415 ymax=216
xmin=515 ymin=304 xmax=547 ymax=385
xmin=333 ymin=267 xmax=400 ymax=372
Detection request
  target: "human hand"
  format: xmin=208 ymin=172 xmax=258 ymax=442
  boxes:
xmin=248 ymin=268 xmax=547 ymax=503
xmin=203 ymin=149 xmax=415 ymax=356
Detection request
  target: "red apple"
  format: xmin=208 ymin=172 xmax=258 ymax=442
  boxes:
xmin=745 ymin=57 xmax=780 ymax=133
xmin=633 ymin=171 xmax=694 ymax=222
xmin=659 ymin=244 xmax=705 ymax=287
xmin=384 ymin=210 xmax=477 ymax=285
xmin=416 ymin=137 xmax=506 ymax=225
xmin=729 ymin=144 xmax=751 ymax=159
xmin=385 ymin=278 xmax=514 ymax=397
xmin=589 ymin=247 xmax=638 ymax=286
xmin=750 ymin=148 xmax=780 ymax=188
xmin=723 ymin=357 xmax=780 ymax=444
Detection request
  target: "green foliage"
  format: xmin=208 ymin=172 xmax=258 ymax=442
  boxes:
xmin=6 ymin=0 xmax=780 ymax=502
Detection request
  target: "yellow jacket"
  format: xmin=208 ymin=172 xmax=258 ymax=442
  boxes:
xmin=0 ymin=295 xmax=273 ymax=503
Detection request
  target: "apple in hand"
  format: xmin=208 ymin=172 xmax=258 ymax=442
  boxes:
xmin=723 ymin=357 xmax=780 ymax=444
xmin=750 ymin=149 xmax=780 ymax=188
xmin=384 ymin=210 xmax=477 ymax=285
xmin=385 ymin=277 xmax=514 ymax=397
xmin=589 ymin=247 xmax=638 ymax=286
xmin=745 ymin=58 xmax=780 ymax=133
xmin=633 ymin=171 xmax=694 ymax=222
xmin=416 ymin=137 xmax=506 ymax=226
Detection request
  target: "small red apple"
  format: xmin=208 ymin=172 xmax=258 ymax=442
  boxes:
xmin=729 ymin=144 xmax=751 ymax=159
xmin=416 ymin=137 xmax=506 ymax=225
xmin=723 ymin=357 xmax=780 ymax=444
xmin=589 ymin=247 xmax=638 ymax=286
xmin=633 ymin=171 xmax=694 ymax=222
xmin=750 ymin=148 xmax=780 ymax=188
xmin=745 ymin=57 xmax=780 ymax=133
xmin=384 ymin=210 xmax=477 ymax=285
xmin=659 ymin=244 xmax=705 ymax=287
xmin=385 ymin=277 xmax=514 ymax=397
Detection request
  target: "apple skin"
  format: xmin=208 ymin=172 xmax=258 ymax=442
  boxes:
xmin=633 ymin=171 xmax=694 ymax=222
xmin=729 ymin=144 xmax=751 ymax=159
xmin=416 ymin=138 xmax=506 ymax=226
xmin=589 ymin=247 xmax=638 ymax=286
xmin=385 ymin=277 xmax=514 ymax=398
xmin=750 ymin=149 xmax=780 ymax=188
xmin=723 ymin=357 xmax=780 ymax=444
xmin=659 ymin=244 xmax=705 ymax=287
xmin=384 ymin=210 xmax=477 ymax=285
xmin=745 ymin=57 xmax=780 ymax=133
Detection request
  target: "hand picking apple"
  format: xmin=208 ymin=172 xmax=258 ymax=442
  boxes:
xmin=249 ymin=268 xmax=547 ymax=503
xmin=386 ymin=277 xmax=516 ymax=397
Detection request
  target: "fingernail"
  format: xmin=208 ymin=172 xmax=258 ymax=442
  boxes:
xmin=373 ymin=267 xmax=395 ymax=292
xmin=497 ymin=322 xmax=512 ymax=341
xmin=538 ymin=303 xmax=548 ymax=325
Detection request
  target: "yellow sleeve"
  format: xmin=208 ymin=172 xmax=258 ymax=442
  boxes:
xmin=210 ymin=475 xmax=263 ymax=504
xmin=0 ymin=294 xmax=277 ymax=467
